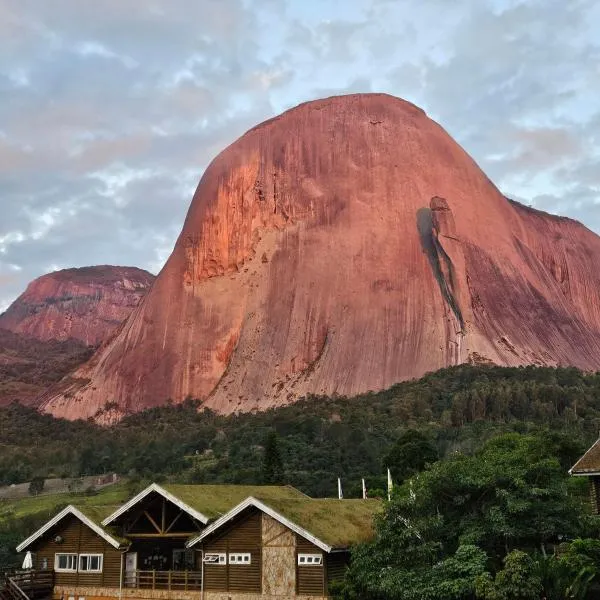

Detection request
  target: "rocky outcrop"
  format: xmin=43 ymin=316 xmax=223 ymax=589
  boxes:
xmin=39 ymin=93 xmax=600 ymax=421
xmin=0 ymin=266 xmax=155 ymax=346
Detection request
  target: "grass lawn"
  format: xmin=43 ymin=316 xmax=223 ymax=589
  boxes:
xmin=0 ymin=482 xmax=134 ymax=524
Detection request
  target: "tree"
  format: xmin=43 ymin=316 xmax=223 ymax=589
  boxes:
xmin=476 ymin=551 xmax=542 ymax=600
xmin=343 ymin=432 xmax=588 ymax=600
xmin=28 ymin=476 xmax=45 ymax=496
xmin=384 ymin=429 xmax=438 ymax=483
xmin=261 ymin=431 xmax=284 ymax=484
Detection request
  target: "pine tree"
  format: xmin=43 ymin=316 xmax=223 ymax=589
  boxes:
xmin=261 ymin=431 xmax=284 ymax=484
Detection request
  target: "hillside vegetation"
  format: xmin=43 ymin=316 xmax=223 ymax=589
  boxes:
xmin=2 ymin=364 xmax=600 ymax=595
xmin=1 ymin=364 xmax=599 ymax=496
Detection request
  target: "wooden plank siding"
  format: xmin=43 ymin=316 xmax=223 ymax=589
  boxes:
xmin=30 ymin=514 xmax=122 ymax=588
xmin=201 ymin=509 xmax=262 ymax=593
xmin=326 ymin=552 xmax=350 ymax=593
xmin=590 ymin=476 xmax=600 ymax=514
xmin=295 ymin=534 xmax=325 ymax=596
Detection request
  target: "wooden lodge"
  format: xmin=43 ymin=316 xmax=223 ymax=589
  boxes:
xmin=7 ymin=483 xmax=380 ymax=600
xmin=570 ymin=438 xmax=600 ymax=514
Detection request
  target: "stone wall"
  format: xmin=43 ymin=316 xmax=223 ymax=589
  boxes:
xmin=54 ymin=586 xmax=202 ymax=600
xmin=54 ymin=588 xmax=325 ymax=600
xmin=261 ymin=514 xmax=296 ymax=596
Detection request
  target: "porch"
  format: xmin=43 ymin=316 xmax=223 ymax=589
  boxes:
xmin=1 ymin=570 xmax=54 ymax=600
xmin=124 ymin=570 xmax=203 ymax=591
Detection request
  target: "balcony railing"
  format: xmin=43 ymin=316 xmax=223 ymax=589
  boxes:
xmin=2 ymin=570 xmax=54 ymax=600
xmin=124 ymin=570 xmax=202 ymax=591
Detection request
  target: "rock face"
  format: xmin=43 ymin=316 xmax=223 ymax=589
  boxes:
xmin=39 ymin=93 xmax=600 ymax=421
xmin=0 ymin=266 xmax=155 ymax=346
xmin=0 ymin=328 xmax=92 ymax=406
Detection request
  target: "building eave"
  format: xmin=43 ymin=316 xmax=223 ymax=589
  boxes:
xmin=101 ymin=483 xmax=209 ymax=526
xmin=16 ymin=505 xmax=123 ymax=553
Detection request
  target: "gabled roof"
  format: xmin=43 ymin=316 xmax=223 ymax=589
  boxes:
xmin=102 ymin=483 xmax=308 ymax=526
xmin=187 ymin=496 xmax=381 ymax=552
xmin=16 ymin=505 xmax=126 ymax=553
xmin=570 ymin=438 xmax=600 ymax=475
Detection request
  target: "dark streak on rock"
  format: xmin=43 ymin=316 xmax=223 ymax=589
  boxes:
xmin=416 ymin=207 xmax=464 ymax=330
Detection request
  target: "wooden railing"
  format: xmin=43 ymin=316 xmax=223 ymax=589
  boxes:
xmin=1 ymin=571 xmax=54 ymax=600
xmin=124 ymin=570 xmax=202 ymax=591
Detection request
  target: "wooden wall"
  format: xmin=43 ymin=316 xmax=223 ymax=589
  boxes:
xmin=201 ymin=509 xmax=261 ymax=593
xmin=30 ymin=514 xmax=122 ymax=588
xmin=325 ymin=552 xmax=350 ymax=592
xmin=295 ymin=535 xmax=325 ymax=596
xmin=200 ymin=509 xmax=343 ymax=598
xmin=590 ymin=476 xmax=600 ymax=514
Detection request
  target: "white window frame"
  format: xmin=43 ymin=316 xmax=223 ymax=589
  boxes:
xmin=78 ymin=554 xmax=103 ymax=573
xmin=228 ymin=553 xmax=251 ymax=565
xmin=297 ymin=553 xmax=323 ymax=566
xmin=55 ymin=553 xmax=78 ymax=573
xmin=203 ymin=553 xmax=226 ymax=565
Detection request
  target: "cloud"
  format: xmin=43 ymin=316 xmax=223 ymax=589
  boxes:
xmin=0 ymin=0 xmax=599 ymax=310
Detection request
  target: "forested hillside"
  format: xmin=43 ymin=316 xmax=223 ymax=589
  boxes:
xmin=1 ymin=365 xmax=599 ymax=496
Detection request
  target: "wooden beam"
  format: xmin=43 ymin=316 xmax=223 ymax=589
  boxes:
xmin=144 ymin=510 xmax=162 ymax=533
xmin=126 ymin=533 xmax=197 ymax=538
xmin=165 ymin=510 xmax=183 ymax=534
xmin=161 ymin=498 xmax=166 ymax=533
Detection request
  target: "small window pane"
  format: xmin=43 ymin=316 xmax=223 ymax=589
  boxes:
xmin=56 ymin=554 xmax=77 ymax=571
xmin=228 ymin=553 xmax=251 ymax=565
xmin=203 ymin=553 xmax=226 ymax=565
xmin=298 ymin=553 xmax=322 ymax=566
xmin=79 ymin=554 xmax=103 ymax=572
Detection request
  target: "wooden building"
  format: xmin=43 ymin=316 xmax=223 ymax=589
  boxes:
xmin=570 ymin=438 xmax=600 ymax=513
xmin=15 ymin=505 xmax=127 ymax=590
xmin=187 ymin=495 xmax=381 ymax=598
xmin=12 ymin=483 xmax=379 ymax=600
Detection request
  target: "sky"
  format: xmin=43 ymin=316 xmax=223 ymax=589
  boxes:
xmin=1 ymin=0 xmax=599 ymax=311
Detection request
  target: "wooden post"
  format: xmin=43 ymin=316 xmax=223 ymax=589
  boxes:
xmin=185 ymin=570 xmax=188 ymax=591
xmin=168 ymin=570 xmax=172 ymax=590
xmin=152 ymin=570 xmax=156 ymax=590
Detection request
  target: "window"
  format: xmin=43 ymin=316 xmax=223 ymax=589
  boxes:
xmin=228 ymin=553 xmax=251 ymax=565
xmin=298 ymin=553 xmax=323 ymax=566
xmin=203 ymin=553 xmax=226 ymax=565
xmin=79 ymin=554 xmax=103 ymax=573
xmin=173 ymin=549 xmax=195 ymax=570
xmin=55 ymin=554 xmax=77 ymax=572
xmin=40 ymin=558 xmax=49 ymax=571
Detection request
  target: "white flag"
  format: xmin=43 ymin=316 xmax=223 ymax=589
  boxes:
xmin=387 ymin=468 xmax=393 ymax=501
xmin=338 ymin=477 xmax=343 ymax=499
xmin=362 ymin=478 xmax=367 ymax=499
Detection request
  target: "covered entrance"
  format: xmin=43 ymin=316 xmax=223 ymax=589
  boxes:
xmin=103 ymin=486 xmax=205 ymax=590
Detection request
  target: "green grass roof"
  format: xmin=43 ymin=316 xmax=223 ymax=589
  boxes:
xmin=73 ymin=504 xmax=130 ymax=546
xmin=263 ymin=497 xmax=382 ymax=549
xmin=161 ymin=484 xmax=308 ymax=519
xmin=570 ymin=438 xmax=600 ymax=474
